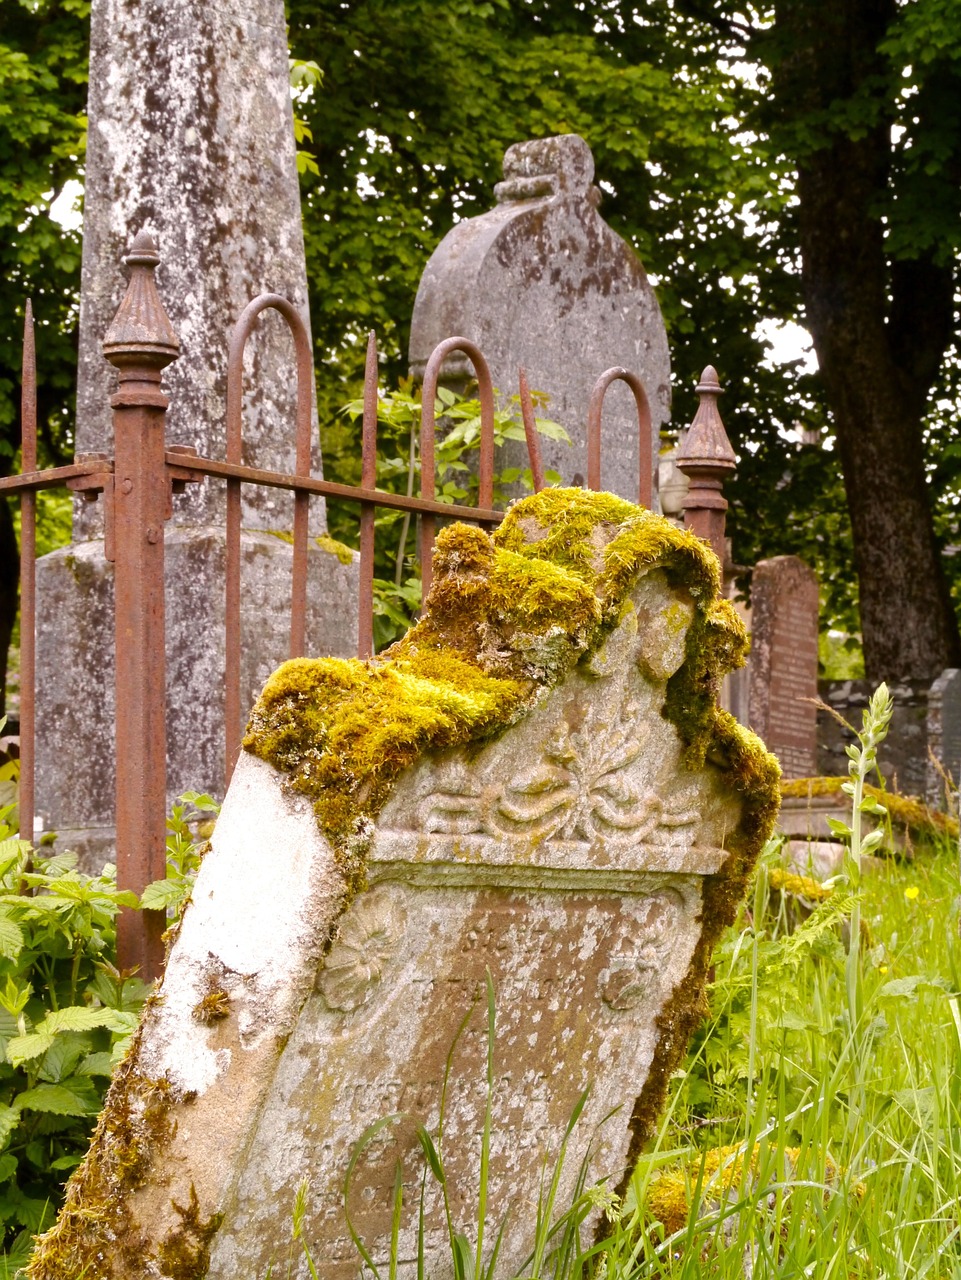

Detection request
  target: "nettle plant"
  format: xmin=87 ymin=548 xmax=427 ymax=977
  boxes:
xmin=330 ymin=382 xmax=569 ymax=649
xmin=0 ymin=837 xmax=146 ymax=1267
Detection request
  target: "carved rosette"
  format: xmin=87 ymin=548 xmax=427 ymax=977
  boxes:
xmin=598 ymin=890 xmax=685 ymax=1011
xmin=319 ymin=889 xmax=407 ymax=1013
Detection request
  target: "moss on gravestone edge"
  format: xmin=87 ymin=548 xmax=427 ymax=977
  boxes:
xmin=243 ymin=487 xmax=768 ymax=862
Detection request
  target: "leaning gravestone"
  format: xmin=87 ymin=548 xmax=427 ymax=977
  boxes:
xmin=409 ymin=135 xmax=671 ymax=504
xmin=748 ymin=556 xmax=819 ymax=780
xmin=34 ymin=0 xmax=357 ymax=860
xmin=29 ymin=490 xmax=778 ymax=1280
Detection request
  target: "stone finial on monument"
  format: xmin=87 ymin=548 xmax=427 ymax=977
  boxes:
xmin=29 ymin=490 xmax=779 ymax=1280
xmin=748 ymin=556 xmax=820 ymax=779
xmin=35 ymin=0 xmax=358 ymax=861
xmin=409 ymin=135 xmax=670 ymax=504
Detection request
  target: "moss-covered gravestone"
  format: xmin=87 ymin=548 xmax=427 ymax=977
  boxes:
xmin=29 ymin=491 xmax=779 ymax=1280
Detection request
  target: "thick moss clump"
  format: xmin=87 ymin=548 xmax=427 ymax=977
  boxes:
xmin=245 ymin=489 xmax=764 ymax=863
xmin=781 ymin=776 xmax=958 ymax=846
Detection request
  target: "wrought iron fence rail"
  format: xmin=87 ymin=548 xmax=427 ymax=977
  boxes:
xmin=166 ymin=453 xmax=507 ymax=525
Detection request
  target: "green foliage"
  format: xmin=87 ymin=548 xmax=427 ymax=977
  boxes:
xmin=0 ymin=0 xmax=87 ymax=469
xmin=0 ymin=830 xmax=147 ymax=1268
xmin=140 ymin=790 xmax=218 ymax=918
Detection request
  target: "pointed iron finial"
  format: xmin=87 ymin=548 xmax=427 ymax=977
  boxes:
xmin=102 ymin=229 xmax=180 ymax=371
xmin=675 ymin=365 xmax=737 ymax=567
xmin=676 ymin=366 xmax=736 ymax=473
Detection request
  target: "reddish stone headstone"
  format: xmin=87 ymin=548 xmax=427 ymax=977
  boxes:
xmin=748 ymin=556 xmax=819 ymax=779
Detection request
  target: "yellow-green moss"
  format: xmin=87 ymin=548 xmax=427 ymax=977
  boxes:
xmin=644 ymin=1143 xmax=849 ymax=1241
xmin=314 ymin=533 xmax=354 ymax=565
xmin=245 ymin=490 xmax=766 ymax=862
xmin=781 ymin=776 xmax=957 ymax=843
xmin=768 ymin=867 xmax=832 ymax=902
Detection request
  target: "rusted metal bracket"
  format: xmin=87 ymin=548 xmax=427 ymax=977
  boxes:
xmin=66 ymin=453 xmax=117 ymax=562
xmin=165 ymin=444 xmax=204 ymax=519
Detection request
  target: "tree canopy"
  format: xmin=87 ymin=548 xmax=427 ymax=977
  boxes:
xmin=5 ymin=0 xmax=961 ymax=680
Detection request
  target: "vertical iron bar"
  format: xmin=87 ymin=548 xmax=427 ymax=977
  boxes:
xmin=225 ymin=327 xmax=243 ymax=789
xmin=586 ymin=367 xmax=653 ymax=507
xmin=358 ymin=331 xmax=377 ymax=658
xmin=225 ymin=295 xmax=315 ymax=782
xmin=419 ymin=337 xmax=495 ymax=597
xmin=289 ymin=312 xmax=313 ymax=661
xmin=518 ymin=368 xmax=545 ymax=493
xmin=102 ymin=232 xmax=180 ymax=980
xmin=18 ymin=302 xmax=36 ymax=849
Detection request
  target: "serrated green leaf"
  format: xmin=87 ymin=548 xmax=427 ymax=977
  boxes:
xmin=76 ymin=1051 xmax=115 ymax=1078
xmin=140 ymin=878 xmax=187 ymax=912
xmin=0 ymin=1106 xmax=18 ymax=1151
xmin=7 ymin=1007 xmax=129 ymax=1066
xmin=14 ymin=1083 xmax=93 ymax=1117
xmin=0 ymin=916 xmax=23 ymax=962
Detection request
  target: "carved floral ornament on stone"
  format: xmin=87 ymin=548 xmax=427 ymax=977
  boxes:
xmin=29 ymin=489 xmax=779 ymax=1280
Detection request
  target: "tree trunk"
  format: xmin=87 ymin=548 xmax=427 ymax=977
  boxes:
xmin=771 ymin=0 xmax=961 ymax=681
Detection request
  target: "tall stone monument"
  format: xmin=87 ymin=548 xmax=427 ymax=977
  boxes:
xmin=35 ymin=0 xmax=357 ymax=856
xmin=409 ymin=135 xmax=671 ymax=505
xmin=29 ymin=491 xmax=779 ymax=1280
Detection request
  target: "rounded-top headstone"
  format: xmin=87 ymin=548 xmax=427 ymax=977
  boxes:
xmin=409 ymin=135 xmax=670 ymax=505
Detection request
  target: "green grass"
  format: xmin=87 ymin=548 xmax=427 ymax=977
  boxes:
xmin=615 ymin=835 xmax=961 ymax=1278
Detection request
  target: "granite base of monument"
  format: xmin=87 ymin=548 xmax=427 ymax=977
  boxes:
xmin=35 ymin=528 xmax=358 ymax=869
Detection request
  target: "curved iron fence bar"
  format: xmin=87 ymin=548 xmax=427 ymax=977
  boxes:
xmin=586 ymin=367 xmax=653 ymax=509
xmin=224 ymin=293 xmax=313 ymax=786
xmin=418 ymin=336 xmax=496 ymax=596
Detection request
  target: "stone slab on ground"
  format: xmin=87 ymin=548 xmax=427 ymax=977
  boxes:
xmin=29 ymin=490 xmax=778 ymax=1280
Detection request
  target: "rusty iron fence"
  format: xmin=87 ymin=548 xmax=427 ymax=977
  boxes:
xmin=6 ymin=232 xmax=735 ymax=981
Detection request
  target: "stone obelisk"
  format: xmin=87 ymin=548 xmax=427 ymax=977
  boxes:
xmin=36 ymin=0 xmax=357 ymax=862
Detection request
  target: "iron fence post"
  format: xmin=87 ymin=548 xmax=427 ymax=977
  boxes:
xmin=675 ymin=366 xmax=736 ymax=568
xmin=102 ymin=232 xmax=180 ymax=980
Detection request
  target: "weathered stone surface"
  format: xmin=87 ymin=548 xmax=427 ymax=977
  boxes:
xmin=76 ymin=0 xmax=320 ymax=532
xmin=29 ymin=491 xmax=778 ymax=1280
xmin=36 ymin=0 xmax=358 ymax=850
xmin=817 ymin=678 xmax=945 ymax=800
xmin=409 ymin=136 xmax=670 ymax=504
xmin=34 ymin=533 xmax=358 ymax=868
xmin=748 ymin=556 xmax=819 ymax=779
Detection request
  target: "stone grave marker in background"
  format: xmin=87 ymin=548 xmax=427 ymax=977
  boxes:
xmin=34 ymin=0 xmax=357 ymax=861
xmin=409 ymin=135 xmax=671 ymax=504
xmin=748 ymin=555 xmax=819 ymax=780
xmin=30 ymin=491 xmax=778 ymax=1280
xmin=927 ymin=668 xmax=961 ymax=805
